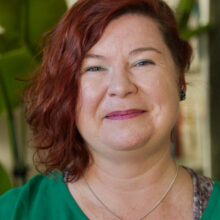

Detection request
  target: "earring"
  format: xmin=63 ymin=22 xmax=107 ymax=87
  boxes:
xmin=180 ymin=89 xmax=186 ymax=101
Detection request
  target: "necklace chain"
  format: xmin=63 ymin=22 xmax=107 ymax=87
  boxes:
xmin=84 ymin=165 xmax=179 ymax=220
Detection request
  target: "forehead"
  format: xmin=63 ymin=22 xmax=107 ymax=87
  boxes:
xmin=87 ymin=14 xmax=169 ymax=56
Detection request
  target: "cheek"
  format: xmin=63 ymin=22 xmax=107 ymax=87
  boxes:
xmin=153 ymin=80 xmax=178 ymax=103
xmin=76 ymin=78 xmax=106 ymax=118
xmin=139 ymin=71 xmax=179 ymax=102
xmin=141 ymin=74 xmax=179 ymax=127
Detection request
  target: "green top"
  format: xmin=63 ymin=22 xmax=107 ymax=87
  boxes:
xmin=0 ymin=172 xmax=220 ymax=220
xmin=0 ymin=172 xmax=88 ymax=220
xmin=200 ymin=180 xmax=220 ymax=220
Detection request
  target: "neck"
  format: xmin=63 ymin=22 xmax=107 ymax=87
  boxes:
xmin=85 ymin=145 xmax=177 ymax=192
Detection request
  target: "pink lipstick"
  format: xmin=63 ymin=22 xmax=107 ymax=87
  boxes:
xmin=105 ymin=109 xmax=145 ymax=120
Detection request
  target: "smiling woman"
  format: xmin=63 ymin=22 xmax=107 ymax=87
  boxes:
xmin=0 ymin=0 xmax=220 ymax=220
xmin=77 ymin=14 xmax=180 ymax=155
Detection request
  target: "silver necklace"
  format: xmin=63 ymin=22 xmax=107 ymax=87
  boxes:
xmin=84 ymin=165 xmax=179 ymax=220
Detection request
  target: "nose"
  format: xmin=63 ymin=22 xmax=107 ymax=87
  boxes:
xmin=107 ymin=68 xmax=138 ymax=98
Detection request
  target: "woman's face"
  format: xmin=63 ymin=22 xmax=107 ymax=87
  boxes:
xmin=76 ymin=14 xmax=180 ymax=156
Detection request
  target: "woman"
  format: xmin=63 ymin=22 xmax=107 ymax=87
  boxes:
xmin=0 ymin=0 xmax=219 ymax=219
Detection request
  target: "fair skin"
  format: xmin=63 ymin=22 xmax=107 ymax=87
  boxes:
xmin=68 ymin=14 xmax=193 ymax=219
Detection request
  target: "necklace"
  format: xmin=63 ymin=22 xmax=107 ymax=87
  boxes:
xmin=84 ymin=165 xmax=179 ymax=220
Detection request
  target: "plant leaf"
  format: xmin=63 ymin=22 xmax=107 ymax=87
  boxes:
xmin=0 ymin=0 xmax=21 ymax=46
xmin=176 ymin=0 xmax=196 ymax=29
xmin=0 ymin=162 xmax=12 ymax=195
xmin=181 ymin=24 xmax=211 ymax=40
xmin=28 ymin=0 xmax=67 ymax=48
xmin=0 ymin=34 xmax=20 ymax=54
xmin=0 ymin=47 xmax=38 ymax=114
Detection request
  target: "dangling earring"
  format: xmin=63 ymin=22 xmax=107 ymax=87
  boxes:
xmin=180 ymin=89 xmax=186 ymax=101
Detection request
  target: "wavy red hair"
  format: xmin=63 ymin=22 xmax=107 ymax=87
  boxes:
xmin=25 ymin=0 xmax=192 ymax=181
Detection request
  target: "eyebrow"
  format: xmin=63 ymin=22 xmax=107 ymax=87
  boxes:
xmin=84 ymin=54 xmax=106 ymax=60
xmin=84 ymin=47 xmax=162 ymax=60
xmin=129 ymin=47 xmax=162 ymax=56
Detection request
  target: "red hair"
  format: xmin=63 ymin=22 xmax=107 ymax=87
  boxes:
xmin=25 ymin=0 xmax=192 ymax=181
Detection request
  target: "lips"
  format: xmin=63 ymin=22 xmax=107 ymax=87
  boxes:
xmin=105 ymin=109 xmax=146 ymax=120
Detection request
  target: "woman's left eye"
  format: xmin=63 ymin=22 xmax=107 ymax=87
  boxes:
xmin=135 ymin=60 xmax=155 ymax=67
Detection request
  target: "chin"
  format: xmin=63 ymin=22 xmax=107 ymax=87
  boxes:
xmin=99 ymin=124 xmax=155 ymax=151
xmin=102 ymin=133 xmax=152 ymax=152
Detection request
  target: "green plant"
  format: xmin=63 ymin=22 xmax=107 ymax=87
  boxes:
xmin=0 ymin=0 xmax=67 ymax=188
xmin=176 ymin=0 xmax=211 ymax=40
xmin=0 ymin=163 xmax=12 ymax=195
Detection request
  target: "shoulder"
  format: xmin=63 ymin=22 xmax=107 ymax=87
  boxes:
xmin=0 ymin=172 xmax=63 ymax=220
xmin=183 ymin=166 xmax=220 ymax=219
xmin=213 ymin=180 xmax=220 ymax=191
xmin=209 ymin=180 xmax=220 ymax=205
xmin=183 ymin=166 xmax=214 ymax=202
xmin=0 ymin=172 xmax=63 ymax=201
xmin=183 ymin=166 xmax=215 ymax=218
xmin=200 ymin=180 xmax=220 ymax=219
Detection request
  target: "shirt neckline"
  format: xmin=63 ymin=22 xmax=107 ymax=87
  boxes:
xmin=55 ymin=172 xmax=89 ymax=219
xmin=58 ymin=167 xmax=214 ymax=220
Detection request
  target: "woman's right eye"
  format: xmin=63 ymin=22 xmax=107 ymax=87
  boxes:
xmin=85 ymin=66 xmax=104 ymax=72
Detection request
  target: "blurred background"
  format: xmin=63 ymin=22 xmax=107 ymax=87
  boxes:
xmin=0 ymin=0 xmax=220 ymax=193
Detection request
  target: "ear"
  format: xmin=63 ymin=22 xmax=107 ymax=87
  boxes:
xmin=179 ymin=71 xmax=186 ymax=101
xmin=179 ymin=71 xmax=186 ymax=92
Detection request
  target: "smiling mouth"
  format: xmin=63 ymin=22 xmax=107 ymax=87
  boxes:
xmin=105 ymin=109 xmax=146 ymax=120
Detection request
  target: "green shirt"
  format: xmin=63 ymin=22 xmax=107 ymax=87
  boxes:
xmin=0 ymin=172 xmax=220 ymax=220
xmin=0 ymin=172 xmax=88 ymax=220
xmin=200 ymin=181 xmax=220 ymax=220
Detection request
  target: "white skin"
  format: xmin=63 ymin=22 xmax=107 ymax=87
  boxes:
xmin=68 ymin=14 xmax=193 ymax=220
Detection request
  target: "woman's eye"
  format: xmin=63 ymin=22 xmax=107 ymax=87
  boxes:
xmin=135 ymin=60 xmax=155 ymax=67
xmin=85 ymin=66 xmax=104 ymax=72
